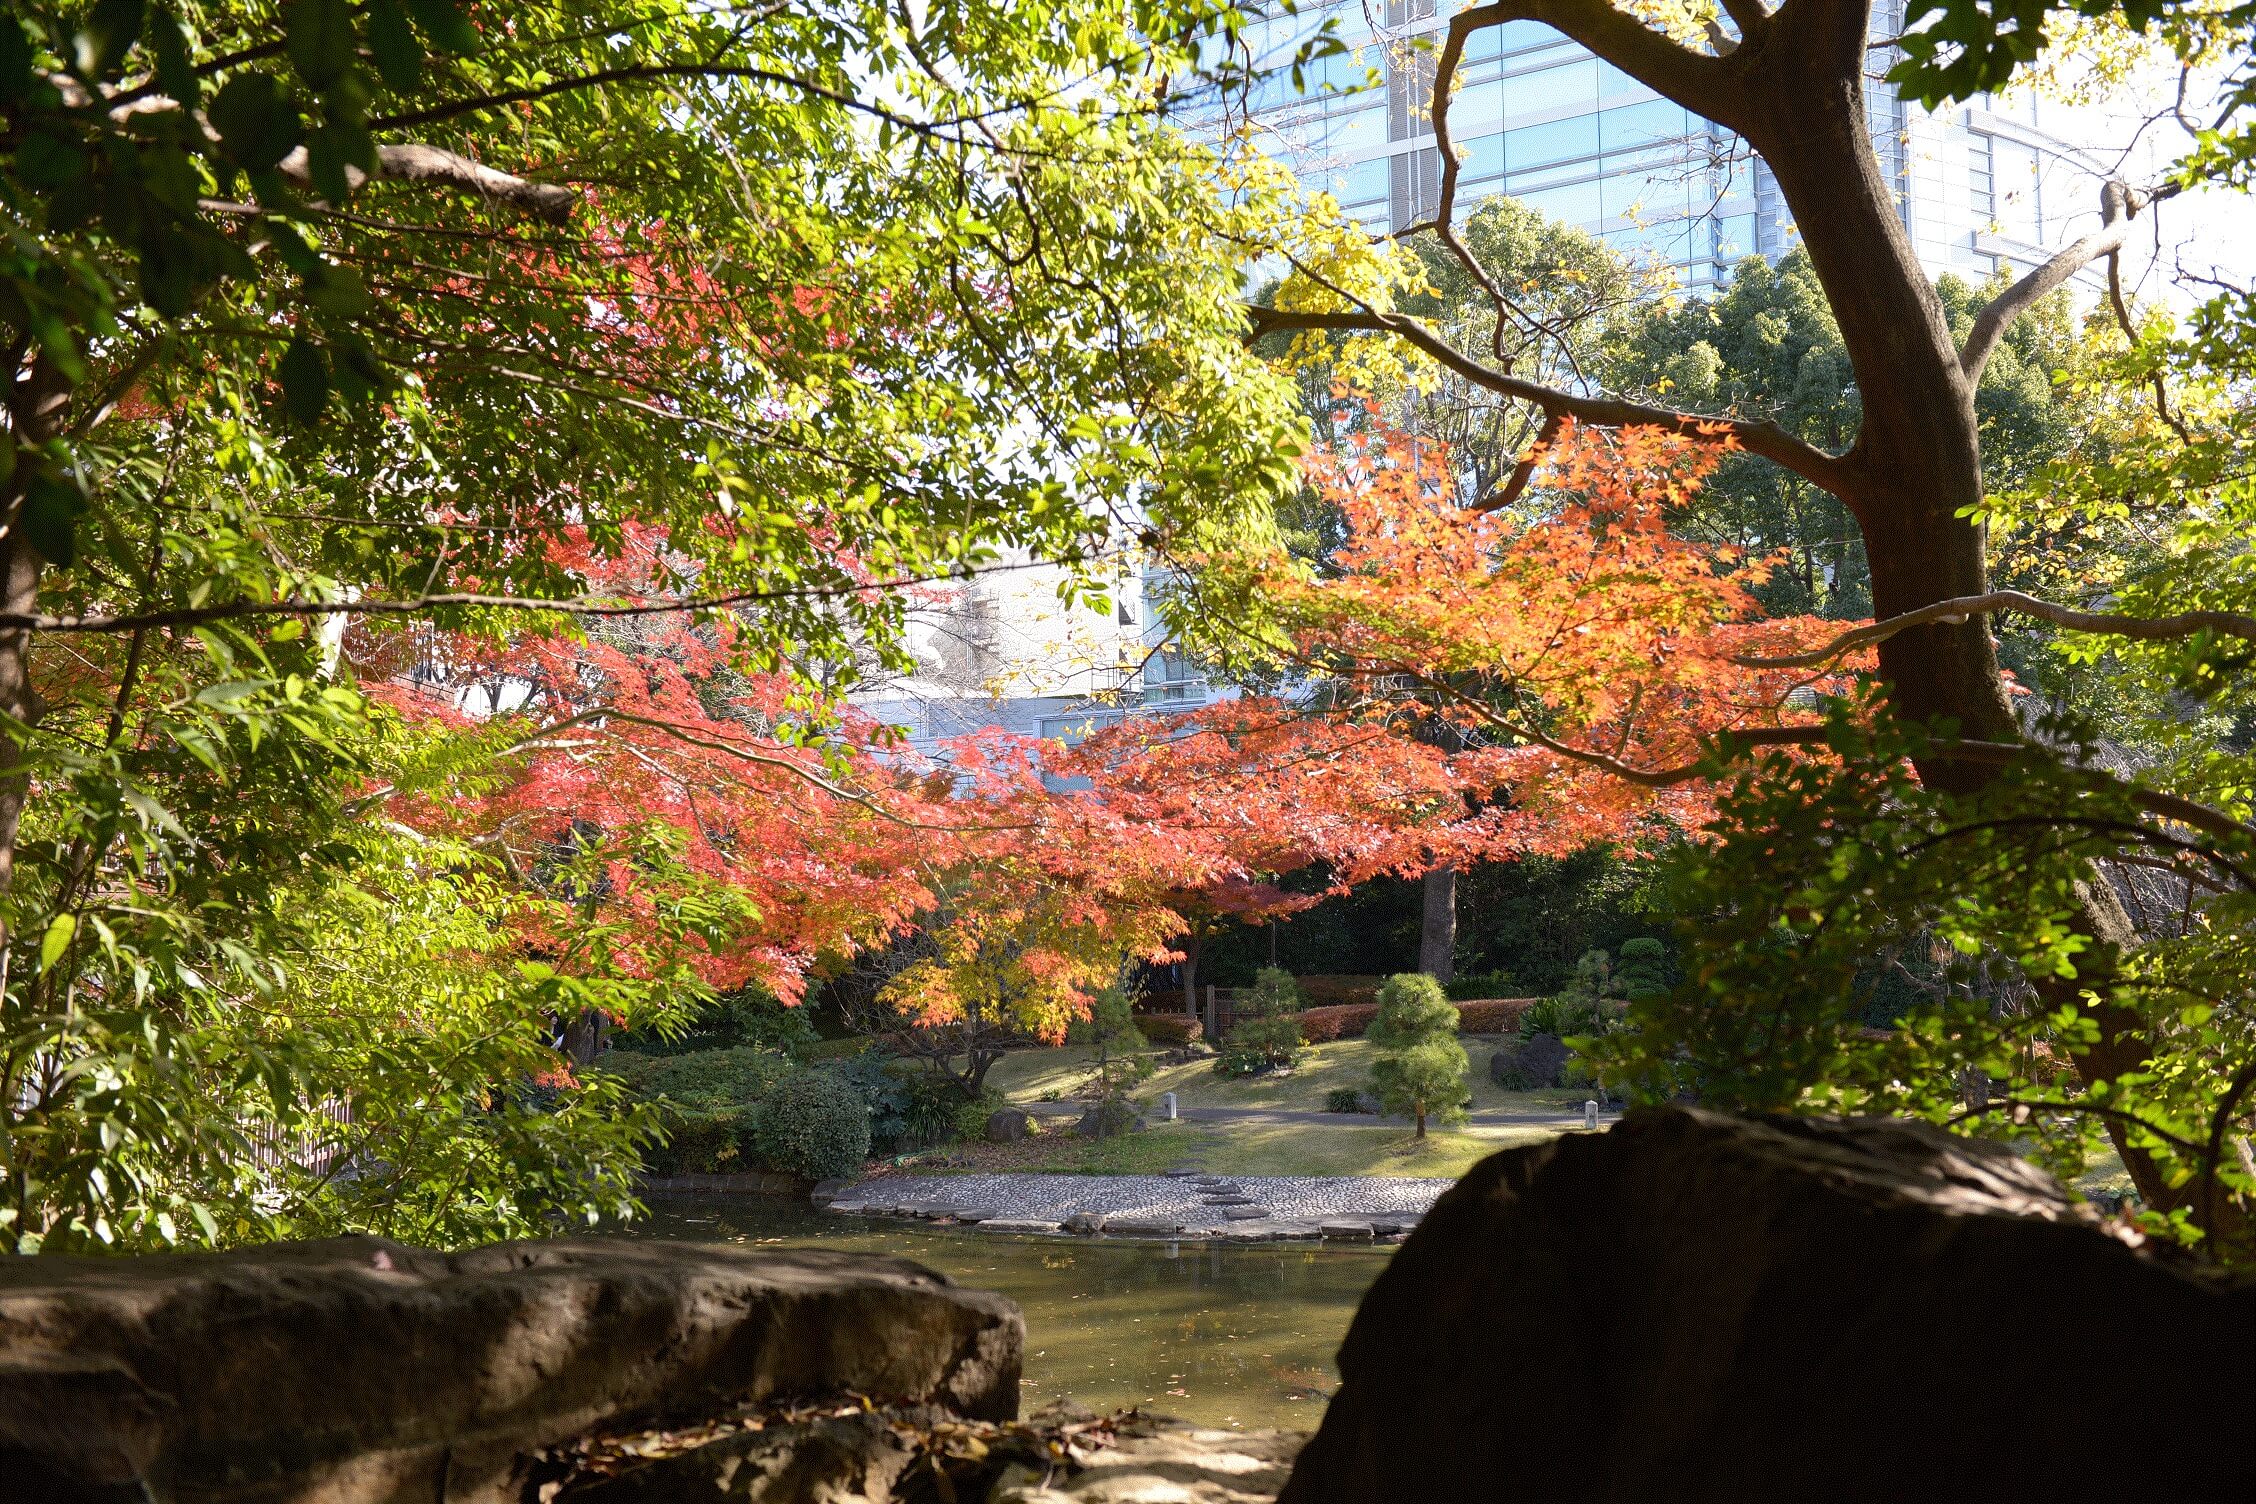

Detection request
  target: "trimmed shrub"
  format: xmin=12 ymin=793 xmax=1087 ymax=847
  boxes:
xmin=600 ymin=1047 xmax=801 ymax=1175
xmin=1444 ymin=970 xmax=1518 ymax=1002
xmin=1216 ymin=967 xmax=1304 ymax=1077
xmin=1297 ymin=974 xmax=1382 ymax=1008
xmin=1324 ymin=1086 xmax=1365 ymax=1114
xmin=750 ymin=1070 xmax=872 ymax=1179
xmin=598 ymin=1045 xmax=791 ymax=1108
xmin=1368 ymin=973 xmax=1470 ymax=1136
xmin=1133 ymin=1013 xmax=1204 ymax=1046
xmin=1295 ymin=1003 xmax=1380 ymax=1042
xmin=1455 ymin=998 xmax=1539 ymax=1034
xmin=1616 ymin=937 xmax=1670 ymax=999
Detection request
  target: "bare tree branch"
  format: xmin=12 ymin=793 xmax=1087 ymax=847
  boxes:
xmin=1452 ymin=1 xmax=1743 ymax=130
xmin=52 ymin=72 xmax=580 ymax=225
xmin=0 ymin=553 xmax=1126 ymax=635
xmin=1731 ymin=589 xmax=2256 ymax=671
xmin=1961 ymin=179 xmax=2180 ymax=381
xmin=278 ymin=144 xmax=579 ymax=225
xmin=2105 ymin=248 xmax=2195 ymax=444
xmin=1246 ymin=302 xmax=1851 ymax=493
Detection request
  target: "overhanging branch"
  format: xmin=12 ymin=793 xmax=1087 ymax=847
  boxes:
xmin=1960 ymin=179 xmax=2180 ymax=382
xmin=279 ymin=144 xmax=578 ymax=225
xmin=1731 ymin=589 xmax=2256 ymax=671
xmin=1246 ymin=302 xmax=1850 ymax=494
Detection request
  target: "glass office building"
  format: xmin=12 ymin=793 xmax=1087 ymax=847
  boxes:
xmin=1205 ymin=1 xmax=2106 ymax=291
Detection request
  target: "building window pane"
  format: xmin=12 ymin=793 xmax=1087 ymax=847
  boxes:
xmin=1504 ymin=112 xmax=1598 ymax=169
xmin=1515 ymin=178 xmax=1603 ymax=226
xmin=1603 ymin=168 xmax=1689 ymax=221
xmin=1600 ymin=97 xmax=1690 ymax=153
xmin=1458 ymin=132 xmax=1506 ymax=185
xmin=1330 ymin=156 xmax=1388 ymax=208
xmin=1451 ymin=77 xmax=1504 ymax=132
xmin=1502 ymin=57 xmax=1597 ymax=118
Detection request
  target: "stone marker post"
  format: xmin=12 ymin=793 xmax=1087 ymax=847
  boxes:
xmin=1584 ymin=1100 xmax=1599 ymax=1132
xmin=1163 ymin=1091 xmax=1179 ymax=1121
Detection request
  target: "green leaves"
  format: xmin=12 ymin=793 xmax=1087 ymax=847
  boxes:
xmin=285 ymin=0 xmax=356 ymax=87
xmin=79 ymin=0 xmax=147 ymax=80
xmin=40 ymin=914 xmax=77 ymax=971
xmin=20 ymin=470 xmax=85 ymax=567
xmin=209 ymin=72 xmax=305 ymax=170
xmin=405 ymin=0 xmax=481 ymax=55
xmin=365 ymin=0 xmax=425 ymax=91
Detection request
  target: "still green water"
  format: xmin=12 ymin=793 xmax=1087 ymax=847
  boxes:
xmin=635 ymin=1195 xmax=1391 ymax=1431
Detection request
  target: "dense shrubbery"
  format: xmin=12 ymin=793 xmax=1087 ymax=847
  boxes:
xmin=1215 ymin=967 xmax=1305 ymax=1077
xmin=830 ymin=1052 xmax=981 ymax=1155
xmin=1445 ymin=970 xmax=1519 ymax=1002
xmin=1297 ymin=975 xmax=1383 ymax=1007
xmin=1292 ymin=998 xmax=1526 ymax=1041
xmin=1454 ymin=999 xmax=1536 ymax=1034
xmin=601 ymin=1048 xmax=794 ymax=1176
xmin=1132 ymin=1013 xmax=1203 ymax=1046
xmin=750 ymin=1071 xmax=873 ymax=1179
xmin=1324 ymin=1086 xmax=1370 ymax=1113
xmin=611 ymin=989 xmax=823 ymax=1060
xmin=1295 ymin=1003 xmax=1381 ymax=1042
xmin=603 ymin=1047 xmax=874 ymax=1178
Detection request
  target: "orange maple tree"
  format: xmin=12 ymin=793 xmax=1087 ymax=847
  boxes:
xmin=360 ymin=417 xmax=1859 ymax=1066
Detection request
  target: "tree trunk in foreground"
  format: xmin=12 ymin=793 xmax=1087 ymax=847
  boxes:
xmin=1419 ymin=865 xmax=1458 ymax=984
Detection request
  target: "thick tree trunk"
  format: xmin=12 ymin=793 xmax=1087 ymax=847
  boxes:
xmin=1180 ymin=927 xmax=1202 ymax=1017
xmin=0 ymin=355 xmax=69 ymax=956
xmin=559 ymin=1008 xmax=608 ymax=1065
xmin=1727 ymin=3 xmax=2169 ymax=1208
xmin=1419 ymin=865 xmax=1458 ymax=983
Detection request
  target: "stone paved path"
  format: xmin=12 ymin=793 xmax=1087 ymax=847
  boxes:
xmin=824 ymin=1172 xmax=1451 ymax=1242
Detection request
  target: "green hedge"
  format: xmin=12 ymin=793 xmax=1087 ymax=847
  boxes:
xmin=600 ymin=1047 xmax=867 ymax=1179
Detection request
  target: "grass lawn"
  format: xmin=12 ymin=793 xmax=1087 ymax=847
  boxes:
xmin=980 ymin=1037 xmax=1587 ymax=1117
xmin=883 ymin=1118 xmax=1554 ymax=1180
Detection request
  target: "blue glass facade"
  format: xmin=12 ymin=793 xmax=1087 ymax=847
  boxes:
xmin=1205 ymin=1 xmax=2091 ymax=292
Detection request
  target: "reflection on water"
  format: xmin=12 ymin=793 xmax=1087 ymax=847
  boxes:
xmin=632 ymin=1195 xmax=1390 ymax=1431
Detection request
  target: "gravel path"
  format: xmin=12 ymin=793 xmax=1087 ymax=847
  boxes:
xmin=823 ymin=1171 xmax=1452 ymax=1242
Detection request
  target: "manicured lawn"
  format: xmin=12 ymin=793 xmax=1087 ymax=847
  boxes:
xmin=979 ymin=1037 xmax=1587 ymax=1117
xmin=889 ymin=1118 xmax=1553 ymax=1179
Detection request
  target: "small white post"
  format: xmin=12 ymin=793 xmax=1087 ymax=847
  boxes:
xmin=1162 ymin=1091 xmax=1179 ymax=1121
xmin=1584 ymin=1100 xmax=1599 ymax=1132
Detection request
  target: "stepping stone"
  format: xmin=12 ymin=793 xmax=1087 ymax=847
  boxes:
xmin=1221 ymin=1206 xmax=1273 ymax=1221
xmin=1063 ymin=1212 xmax=1107 ymax=1234
xmin=1200 ymin=1195 xmax=1256 ymax=1207
xmin=980 ymin=1219 xmax=1064 ymax=1235
xmin=1103 ymin=1217 xmax=1186 ymax=1236
xmin=1163 ymin=1168 xmax=1201 ymax=1179
xmin=1320 ymin=1222 xmax=1376 ymax=1242
xmin=951 ymin=1210 xmax=990 ymax=1224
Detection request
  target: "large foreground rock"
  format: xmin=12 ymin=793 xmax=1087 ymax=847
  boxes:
xmin=1282 ymin=1106 xmax=2255 ymax=1504
xmin=0 ymin=1236 xmax=1021 ymax=1504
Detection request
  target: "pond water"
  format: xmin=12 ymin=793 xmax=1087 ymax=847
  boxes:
xmin=634 ymin=1195 xmax=1391 ymax=1431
